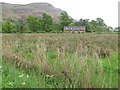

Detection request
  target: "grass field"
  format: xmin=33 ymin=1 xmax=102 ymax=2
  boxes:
xmin=1 ymin=33 xmax=118 ymax=88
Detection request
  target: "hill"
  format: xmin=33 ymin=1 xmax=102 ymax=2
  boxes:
xmin=1 ymin=2 xmax=64 ymax=21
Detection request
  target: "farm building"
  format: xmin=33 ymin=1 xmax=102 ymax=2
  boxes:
xmin=64 ymin=26 xmax=86 ymax=33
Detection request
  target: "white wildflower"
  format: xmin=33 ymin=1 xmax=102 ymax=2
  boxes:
xmin=9 ymin=82 xmax=13 ymax=86
xmin=0 ymin=66 xmax=2 ymax=69
xmin=21 ymin=82 xmax=26 ymax=85
xmin=50 ymin=75 xmax=54 ymax=78
xmin=46 ymin=75 xmax=50 ymax=77
xmin=19 ymin=74 xmax=24 ymax=77
xmin=26 ymin=75 xmax=29 ymax=77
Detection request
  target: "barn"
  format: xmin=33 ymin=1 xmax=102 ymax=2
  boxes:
xmin=64 ymin=26 xmax=86 ymax=33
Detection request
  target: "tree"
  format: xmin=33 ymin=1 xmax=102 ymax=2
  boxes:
xmin=59 ymin=11 xmax=73 ymax=31
xmin=42 ymin=13 xmax=53 ymax=32
xmin=75 ymin=19 xmax=91 ymax=32
xmin=114 ymin=27 xmax=120 ymax=32
xmin=107 ymin=26 xmax=113 ymax=31
xmin=2 ymin=19 xmax=15 ymax=33
xmin=51 ymin=23 xmax=61 ymax=33
xmin=89 ymin=20 xmax=98 ymax=32
xmin=15 ymin=19 xmax=26 ymax=33
xmin=89 ymin=18 xmax=112 ymax=33
xmin=96 ymin=18 xmax=105 ymax=26
xmin=27 ymin=16 xmax=42 ymax=32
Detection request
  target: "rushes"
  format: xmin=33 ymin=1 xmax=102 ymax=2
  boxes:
xmin=3 ymin=48 xmax=34 ymax=69
xmin=2 ymin=33 xmax=118 ymax=88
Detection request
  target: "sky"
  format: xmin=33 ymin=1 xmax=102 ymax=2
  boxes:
xmin=1 ymin=0 xmax=119 ymax=28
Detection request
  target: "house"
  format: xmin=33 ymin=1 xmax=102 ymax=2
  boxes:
xmin=64 ymin=26 xmax=86 ymax=33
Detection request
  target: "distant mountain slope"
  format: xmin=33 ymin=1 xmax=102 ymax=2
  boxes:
xmin=1 ymin=2 xmax=64 ymax=21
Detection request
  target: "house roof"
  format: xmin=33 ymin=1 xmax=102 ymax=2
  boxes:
xmin=64 ymin=26 xmax=85 ymax=31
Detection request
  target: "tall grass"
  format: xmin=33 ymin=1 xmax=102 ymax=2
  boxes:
xmin=0 ymin=34 xmax=2 ymax=89
xmin=2 ymin=33 xmax=118 ymax=88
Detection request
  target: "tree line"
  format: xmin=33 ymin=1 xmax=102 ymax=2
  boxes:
xmin=1 ymin=11 xmax=118 ymax=33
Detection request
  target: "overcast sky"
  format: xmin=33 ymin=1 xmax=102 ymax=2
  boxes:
xmin=2 ymin=0 xmax=119 ymax=28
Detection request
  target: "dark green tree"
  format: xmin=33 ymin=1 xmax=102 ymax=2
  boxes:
xmin=51 ymin=23 xmax=61 ymax=33
xmin=27 ymin=16 xmax=42 ymax=32
xmin=96 ymin=18 xmax=105 ymax=26
xmin=59 ymin=11 xmax=73 ymax=31
xmin=42 ymin=13 xmax=53 ymax=32
xmin=2 ymin=19 xmax=15 ymax=33
xmin=15 ymin=19 xmax=26 ymax=33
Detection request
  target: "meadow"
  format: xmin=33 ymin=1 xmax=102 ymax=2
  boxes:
xmin=1 ymin=33 xmax=118 ymax=88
